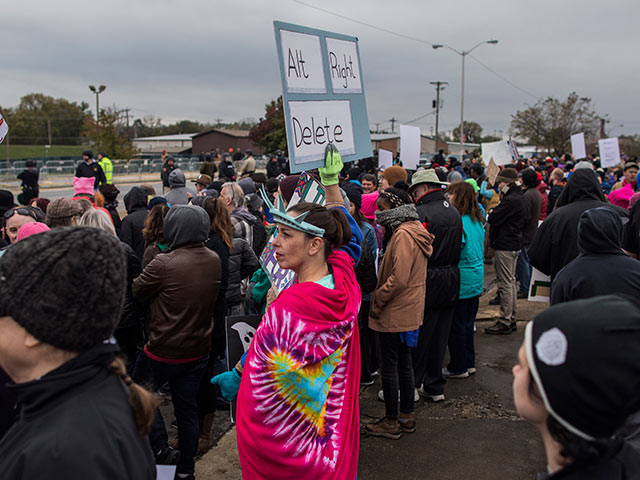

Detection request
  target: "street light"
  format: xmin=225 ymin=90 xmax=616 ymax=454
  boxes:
xmin=88 ymin=85 xmax=106 ymax=123
xmin=433 ymin=40 xmax=498 ymax=158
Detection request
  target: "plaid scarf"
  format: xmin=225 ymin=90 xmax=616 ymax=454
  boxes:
xmin=375 ymin=203 xmax=419 ymax=231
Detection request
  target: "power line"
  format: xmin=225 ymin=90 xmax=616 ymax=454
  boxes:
xmin=467 ymin=54 xmax=539 ymax=100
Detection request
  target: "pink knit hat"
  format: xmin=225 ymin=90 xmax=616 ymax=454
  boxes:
xmin=73 ymin=177 xmax=95 ymax=196
xmin=16 ymin=222 xmax=50 ymax=242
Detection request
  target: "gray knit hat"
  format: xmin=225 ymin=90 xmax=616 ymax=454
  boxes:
xmin=0 ymin=227 xmax=126 ymax=352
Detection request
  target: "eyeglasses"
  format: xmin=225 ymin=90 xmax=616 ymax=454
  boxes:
xmin=3 ymin=207 xmax=39 ymax=222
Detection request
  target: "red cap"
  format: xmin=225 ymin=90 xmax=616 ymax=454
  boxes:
xmin=228 ymin=148 xmax=233 ymax=153
xmin=537 ymin=172 xmax=543 ymax=182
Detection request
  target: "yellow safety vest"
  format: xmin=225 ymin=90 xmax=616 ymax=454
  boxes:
xmin=99 ymin=157 xmax=113 ymax=184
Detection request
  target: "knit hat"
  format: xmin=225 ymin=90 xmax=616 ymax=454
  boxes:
xmin=381 ymin=165 xmax=407 ymax=188
xmin=238 ymin=177 xmax=257 ymax=195
xmin=148 ymin=196 xmax=168 ymax=210
xmin=495 ymin=168 xmax=518 ymax=185
xmin=0 ymin=190 xmax=17 ymax=213
xmin=46 ymin=198 xmax=84 ymax=219
xmin=342 ymin=183 xmax=363 ymax=209
xmin=279 ymin=175 xmax=301 ymax=204
xmin=98 ymin=183 xmax=120 ymax=202
xmin=16 ymin=222 xmax=50 ymax=242
xmin=73 ymin=177 xmax=95 ymax=196
xmin=0 ymin=227 xmax=126 ymax=352
xmin=525 ymin=294 xmax=640 ymax=440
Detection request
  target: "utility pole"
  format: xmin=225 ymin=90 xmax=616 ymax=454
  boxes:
xmin=430 ymin=81 xmax=448 ymax=152
xmin=375 ymin=123 xmax=380 ymax=133
xmin=215 ymin=118 xmax=223 ymax=127
xmin=389 ymin=117 xmax=396 ymax=133
xmin=121 ymin=108 xmax=131 ymax=139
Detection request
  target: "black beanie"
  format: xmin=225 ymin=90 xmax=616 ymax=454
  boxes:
xmin=0 ymin=227 xmax=126 ymax=353
xmin=342 ymin=183 xmax=363 ymax=209
xmin=525 ymin=294 xmax=640 ymax=440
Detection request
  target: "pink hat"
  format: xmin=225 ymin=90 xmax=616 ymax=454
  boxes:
xmin=17 ymin=222 xmax=50 ymax=242
xmin=73 ymin=177 xmax=95 ymax=196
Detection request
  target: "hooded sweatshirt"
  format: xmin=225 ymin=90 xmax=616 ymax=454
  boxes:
xmin=164 ymin=169 xmax=196 ymax=206
xmin=119 ymin=187 xmax=148 ymax=261
xmin=550 ymin=207 xmax=640 ymax=305
xmin=529 ymin=169 xmax=628 ymax=280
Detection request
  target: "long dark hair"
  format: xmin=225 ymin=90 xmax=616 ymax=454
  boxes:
xmin=142 ymin=204 xmax=169 ymax=245
xmin=447 ymin=181 xmax=484 ymax=223
xmin=203 ymin=197 xmax=234 ymax=250
xmin=287 ymin=202 xmax=351 ymax=260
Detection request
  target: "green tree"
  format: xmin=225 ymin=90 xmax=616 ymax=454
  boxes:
xmin=84 ymin=106 xmax=138 ymax=159
xmin=451 ymin=121 xmax=483 ymax=143
xmin=510 ymin=92 xmax=602 ymax=156
xmin=249 ymin=97 xmax=287 ymax=153
xmin=480 ymin=134 xmax=502 ymax=143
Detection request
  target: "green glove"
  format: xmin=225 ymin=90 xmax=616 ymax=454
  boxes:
xmin=319 ymin=143 xmax=343 ymax=186
xmin=210 ymin=369 xmax=242 ymax=401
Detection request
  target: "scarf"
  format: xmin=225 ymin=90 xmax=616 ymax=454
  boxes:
xmin=375 ymin=204 xmax=419 ymax=231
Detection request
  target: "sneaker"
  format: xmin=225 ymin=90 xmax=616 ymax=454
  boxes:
xmin=488 ymin=294 xmax=501 ymax=306
xmin=398 ymin=412 xmax=416 ymax=433
xmin=361 ymin=377 xmax=375 ymax=386
xmin=371 ymin=369 xmax=380 ymax=378
xmin=484 ymin=320 xmax=514 ymax=335
xmin=467 ymin=367 xmax=477 ymax=375
xmin=363 ymin=417 xmax=402 ymax=439
xmin=377 ymin=389 xmax=420 ymax=402
xmin=154 ymin=445 xmax=181 ymax=465
xmin=442 ymin=367 xmax=469 ymax=379
xmin=417 ymin=386 xmax=444 ymax=402
xmin=517 ymin=291 xmax=528 ymax=300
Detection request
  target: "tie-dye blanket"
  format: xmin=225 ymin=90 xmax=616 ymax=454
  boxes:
xmin=236 ymin=249 xmax=361 ymax=479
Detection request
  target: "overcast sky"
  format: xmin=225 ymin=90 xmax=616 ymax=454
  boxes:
xmin=2 ymin=0 xmax=639 ymax=137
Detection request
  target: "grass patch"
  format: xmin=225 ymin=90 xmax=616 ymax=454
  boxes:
xmin=0 ymin=145 xmax=90 ymax=161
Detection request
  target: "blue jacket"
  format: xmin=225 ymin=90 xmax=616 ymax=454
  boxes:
xmin=459 ymin=215 xmax=484 ymax=299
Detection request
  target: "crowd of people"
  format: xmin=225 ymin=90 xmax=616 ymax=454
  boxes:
xmin=0 ymin=144 xmax=639 ymax=479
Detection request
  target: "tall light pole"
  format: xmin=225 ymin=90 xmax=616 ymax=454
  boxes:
xmin=432 ymin=40 xmax=498 ymax=159
xmin=430 ymin=81 xmax=447 ymax=153
xmin=88 ymin=85 xmax=106 ymax=123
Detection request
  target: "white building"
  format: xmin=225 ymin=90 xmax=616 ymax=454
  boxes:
xmin=132 ymin=133 xmax=197 ymax=153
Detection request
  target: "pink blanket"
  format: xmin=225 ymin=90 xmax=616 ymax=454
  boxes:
xmin=236 ymin=250 xmax=361 ymax=479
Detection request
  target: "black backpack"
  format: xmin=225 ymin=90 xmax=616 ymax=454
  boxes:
xmin=355 ymin=238 xmax=377 ymax=295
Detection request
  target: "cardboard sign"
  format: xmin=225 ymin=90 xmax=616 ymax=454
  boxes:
xmin=399 ymin=124 xmax=420 ymax=171
xmin=528 ymin=268 xmax=551 ymax=303
xmin=225 ymin=314 xmax=263 ymax=422
xmin=486 ymin=158 xmax=500 ymax=186
xmin=378 ymin=149 xmax=393 ymax=170
xmin=598 ymin=137 xmax=621 ymax=168
xmin=274 ymin=21 xmax=372 ymax=173
xmin=571 ymin=132 xmax=587 ymax=160
xmin=0 ymin=114 xmax=8 ymax=144
xmin=481 ymin=140 xmax=515 ymax=166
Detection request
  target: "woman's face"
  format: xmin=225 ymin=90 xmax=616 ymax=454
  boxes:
xmin=376 ymin=197 xmax=390 ymax=212
xmin=271 ymin=224 xmax=323 ymax=272
xmin=380 ymin=177 xmax=391 ymax=190
xmin=512 ymin=343 xmax=547 ymax=426
xmin=447 ymin=191 xmax=457 ymax=208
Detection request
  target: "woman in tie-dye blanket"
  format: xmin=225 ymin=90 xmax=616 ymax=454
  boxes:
xmin=211 ymin=145 xmax=363 ymax=479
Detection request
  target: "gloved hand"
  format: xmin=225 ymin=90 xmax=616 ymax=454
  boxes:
xmin=210 ymin=369 xmax=242 ymax=401
xmin=319 ymin=143 xmax=343 ymax=186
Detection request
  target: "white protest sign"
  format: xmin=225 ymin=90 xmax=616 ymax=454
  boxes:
xmin=279 ymin=30 xmax=326 ymax=94
xmin=325 ymin=38 xmax=362 ymax=93
xmin=528 ymin=268 xmax=551 ymax=303
xmin=156 ymin=466 xmax=177 ymax=480
xmin=399 ymin=124 xmax=420 ymax=171
xmin=598 ymin=137 xmax=621 ymax=168
xmin=482 ymin=140 xmax=513 ymax=166
xmin=0 ymin=114 xmax=8 ymax=144
xmin=288 ymin=100 xmax=355 ymax=164
xmin=571 ymin=132 xmax=587 ymax=160
xmin=378 ymin=149 xmax=393 ymax=170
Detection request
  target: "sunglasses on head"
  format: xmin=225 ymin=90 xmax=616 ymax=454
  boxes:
xmin=4 ymin=207 xmax=38 ymax=222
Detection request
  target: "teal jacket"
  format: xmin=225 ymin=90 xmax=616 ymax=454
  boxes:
xmin=459 ymin=214 xmax=485 ymax=299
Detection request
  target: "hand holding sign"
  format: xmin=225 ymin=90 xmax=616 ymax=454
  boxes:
xmin=319 ymin=143 xmax=343 ymax=186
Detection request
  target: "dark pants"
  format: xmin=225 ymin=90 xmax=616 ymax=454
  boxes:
xmin=378 ymin=332 xmax=414 ymax=419
xmin=133 ymin=353 xmax=208 ymax=475
xmin=114 ymin=325 xmax=143 ymax=374
xmin=516 ymin=245 xmax=531 ymax=295
xmin=358 ymin=300 xmax=380 ymax=382
xmin=412 ymin=306 xmax=455 ymax=396
xmin=447 ymin=296 xmax=479 ymax=374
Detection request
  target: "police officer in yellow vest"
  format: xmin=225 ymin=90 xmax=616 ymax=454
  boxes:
xmin=97 ymin=152 xmax=113 ymax=184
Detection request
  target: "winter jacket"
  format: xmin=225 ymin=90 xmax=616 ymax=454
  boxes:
xmin=119 ymin=187 xmax=148 ymax=262
xmin=537 ymin=183 xmax=549 ymax=221
xmin=227 ymin=237 xmax=259 ymax=306
xmin=240 ymin=155 xmax=256 ymax=177
xmin=523 ymin=186 xmax=542 ymax=245
xmin=119 ymin=242 xmax=143 ymax=329
xmin=75 ymin=160 xmax=106 ymax=189
xmin=369 ymin=221 xmax=434 ymax=332
xmin=459 ymin=215 xmax=485 ymax=299
xmin=488 ymin=184 xmax=527 ymax=251
xmin=551 ymin=207 xmax=640 ymax=305
xmin=415 ymin=189 xmax=462 ymax=309
xmin=104 ymin=201 xmax=122 ymax=234
xmin=622 ymin=199 xmax=640 ymax=256
xmin=266 ymin=159 xmax=282 ymax=178
xmin=0 ymin=343 xmax=156 ymax=480
xmin=529 ymin=170 xmax=628 ymax=280
xmin=161 ymin=160 xmax=176 ymax=188
xmin=164 ymin=169 xmax=196 ymax=206
xmin=200 ymin=160 xmax=217 ymax=179
xmin=132 ymin=205 xmax=221 ymax=360
xmin=142 ymin=241 xmax=168 ymax=269
xmin=231 ymin=207 xmax=265 ymax=256
xmin=218 ymin=160 xmax=236 ymax=181
xmin=205 ymin=232 xmax=230 ymax=358
xmin=548 ymin=184 xmax=563 ymax=211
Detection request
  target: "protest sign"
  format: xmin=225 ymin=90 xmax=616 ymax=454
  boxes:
xmin=598 ymin=137 xmax=621 ymax=168
xmin=486 ymin=158 xmax=500 ymax=186
xmin=571 ymin=132 xmax=587 ymax=160
xmin=399 ymin=124 xmax=420 ymax=171
xmin=481 ymin=139 xmax=515 ymax=166
xmin=226 ymin=314 xmax=262 ymax=422
xmin=274 ymin=21 xmax=372 ymax=173
xmin=0 ymin=114 xmax=8 ymax=144
xmin=156 ymin=466 xmax=177 ymax=480
xmin=378 ymin=149 xmax=393 ymax=170
xmin=528 ymin=268 xmax=551 ymax=303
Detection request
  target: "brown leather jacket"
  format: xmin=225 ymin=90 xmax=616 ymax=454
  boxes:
xmin=133 ymin=244 xmax=221 ymax=360
xmin=369 ymin=221 xmax=434 ymax=333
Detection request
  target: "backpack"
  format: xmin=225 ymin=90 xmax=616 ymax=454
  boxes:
xmin=355 ymin=238 xmax=377 ymax=294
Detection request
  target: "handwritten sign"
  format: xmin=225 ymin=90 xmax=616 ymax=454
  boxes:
xmin=279 ymin=30 xmax=326 ymax=94
xmin=400 ymin=124 xmax=420 ymax=171
xmin=0 ymin=114 xmax=8 ymax=144
xmin=482 ymin=140 xmax=515 ymax=166
xmin=326 ymin=38 xmax=362 ymax=93
xmin=571 ymin=132 xmax=587 ymax=160
xmin=378 ymin=149 xmax=393 ymax=170
xmin=598 ymin=137 xmax=621 ymax=168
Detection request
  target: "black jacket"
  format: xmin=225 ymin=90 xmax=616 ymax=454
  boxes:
xmin=522 ymin=186 xmax=542 ymax=245
xmin=75 ymin=161 xmax=106 ymax=189
xmin=0 ymin=343 xmax=155 ymax=480
xmin=622 ymin=200 xmax=640 ymax=257
xmin=227 ymin=237 xmax=259 ymax=306
xmin=551 ymin=207 xmax=640 ymax=305
xmin=119 ymin=242 xmax=144 ymax=329
xmin=529 ymin=170 xmax=628 ymax=280
xmin=488 ymin=184 xmax=527 ymax=251
xmin=266 ymin=159 xmax=282 ymax=178
xmin=205 ymin=233 xmax=230 ymax=358
xmin=160 ymin=161 xmax=176 ymax=188
xmin=105 ymin=200 xmax=122 ymax=234
xmin=415 ymin=189 xmax=462 ymax=309
xmin=119 ymin=187 xmax=149 ymax=262
xmin=548 ymin=184 xmax=563 ymax=211
xmin=218 ymin=160 xmax=236 ymax=181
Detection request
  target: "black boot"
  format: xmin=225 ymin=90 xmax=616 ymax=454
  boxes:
xmin=484 ymin=319 xmax=513 ymax=335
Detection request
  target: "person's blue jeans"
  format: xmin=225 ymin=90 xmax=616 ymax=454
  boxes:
xmin=516 ymin=245 xmax=531 ymax=295
xmin=447 ymin=296 xmax=479 ymax=374
xmin=133 ymin=353 xmax=208 ymax=475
